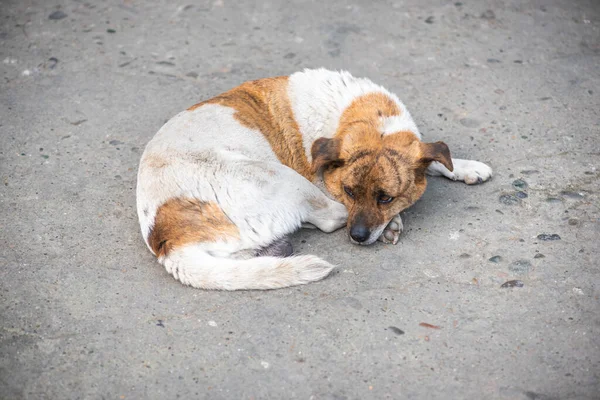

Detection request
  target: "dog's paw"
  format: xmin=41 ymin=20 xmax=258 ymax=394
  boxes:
xmin=378 ymin=214 xmax=404 ymax=244
xmin=453 ymin=159 xmax=493 ymax=185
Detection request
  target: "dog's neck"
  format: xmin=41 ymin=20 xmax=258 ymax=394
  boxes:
xmin=286 ymin=69 xmax=421 ymax=162
xmin=287 ymin=69 xmax=399 ymax=161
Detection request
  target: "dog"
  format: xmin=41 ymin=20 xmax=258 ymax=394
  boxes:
xmin=136 ymin=68 xmax=492 ymax=290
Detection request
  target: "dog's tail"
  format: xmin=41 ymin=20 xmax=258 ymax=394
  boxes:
xmin=159 ymin=245 xmax=335 ymax=290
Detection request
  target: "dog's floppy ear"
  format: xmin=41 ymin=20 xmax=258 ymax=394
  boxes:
xmin=419 ymin=141 xmax=453 ymax=171
xmin=311 ymin=137 xmax=343 ymax=173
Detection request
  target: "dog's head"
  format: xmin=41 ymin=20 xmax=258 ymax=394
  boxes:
xmin=311 ymin=130 xmax=452 ymax=245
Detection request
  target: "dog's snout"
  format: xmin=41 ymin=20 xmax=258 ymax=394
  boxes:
xmin=350 ymin=224 xmax=370 ymax=243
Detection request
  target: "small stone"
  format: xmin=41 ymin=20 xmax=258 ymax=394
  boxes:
xmin=520 ymin=170 xmax=539 ymax=175
xmin=489 ymin=255 xmax=502 ymax=263
xmin=509 ymin=259 xmax=532 ymax=274
xmin=425 ymin=16 xmax=434 ymax=24
xmin=501 ymin=280 xmax=524 ymax=288
xmin=512 ymin=179 xmax=528 ymax=189
xmin=480 ymin=10 xmax=495 ymax=20
xmin=534 ymin=253 xmax=545 ymax=259
xmin=207 ymin=320 xmax=217 ymax=327
xmin=107 ymin=28 xmax=116 ymax=33
xmin=388 ymin=326 xmax=405 ymax=335
xmin=560 ymin=191 xmax=584 ymax=200
xmin=546 ymin=197 xmax=562 ymax=203
xmin=49 ymin=10 xmax=67 ymax=20
xmin=48 ymin=57 xmax=59 ymax=69
xmin=459 ymin=253 xmax=471 ymax=259
xmin=515 ymin=191 xmax=528 ymax=199
xmin=568 ymin=218 xmax=579 ymax=226
xmin=459 ymin=118 xmax=481 ymax=128
xmin=499 ymin=194 xmax=519 ymax=205
xmin=537 ymin=234 xmax=561 ymax=241
xmin=186 ymin=71 xmax=199 ymax=78
xmin=109 ymin=139 xmax=124 ymax=146
xmin=487 ymin=58 xmax=501 ymax=63
xmin=572 ymin=287 xmax=584 ymax=295
xmin=283 ymin=52 xmax=296 ymax=59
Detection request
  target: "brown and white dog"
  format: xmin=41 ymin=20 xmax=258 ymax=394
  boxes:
xmin=137 ymin=69 xmax=492 ymax=290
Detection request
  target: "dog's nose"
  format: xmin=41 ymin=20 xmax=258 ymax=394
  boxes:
xmin=350 ymin=225 xmax=370 ymax=243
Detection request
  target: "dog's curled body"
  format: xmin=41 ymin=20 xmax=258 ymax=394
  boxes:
xmin=137 ymin=69 xmax=492 ymax=290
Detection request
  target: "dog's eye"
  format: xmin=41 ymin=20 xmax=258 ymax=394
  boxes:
xmin=377 ymin=194 xmax=394 ymax=204
xmin=343 ymin=186 xmax=355 ymax=198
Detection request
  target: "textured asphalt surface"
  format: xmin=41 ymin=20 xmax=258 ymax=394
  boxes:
xmin=1 ymin=0 xmax=599 ymax=399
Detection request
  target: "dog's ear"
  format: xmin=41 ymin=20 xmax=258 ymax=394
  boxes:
xmin=311 ymin=137 xmax=343 ymax=173
xmin=419 ymin=141 xmax=453 ymax=171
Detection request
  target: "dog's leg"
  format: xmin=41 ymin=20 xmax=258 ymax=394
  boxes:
xmin=427 ymin=159 xmax=493 ymax=184
xmin=224 ymin=159 xmax=347 ymax=239
xmin=377 ymin=214 xmax=404 ymax=244
xmin=304 ymin=197 xmax=348 ymax=233
xmin=255 ymin=237 xmax=294 ymax=257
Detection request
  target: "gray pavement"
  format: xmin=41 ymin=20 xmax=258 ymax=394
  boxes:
xmin=1 ymin=0 xmax=599 ymax=398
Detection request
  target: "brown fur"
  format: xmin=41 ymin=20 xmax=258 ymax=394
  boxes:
xmin=188 ymin=77 xmax=314 ymax=180
xmin=148 ymin=198 xmax=239 ymax=257
xmin=142 ymin=154 xmax=169 ymax=169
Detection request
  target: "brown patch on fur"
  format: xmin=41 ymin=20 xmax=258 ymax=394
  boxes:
xmin=306 ymin=195 xmax=328 ymax=210
xmin=336 ymin=92 xmax=401 ymax=139
xmin=187 ymin=77 xmax=313 ymax=180
xmin=143 ymin=153 xmax=169 ymax=169
xmin=148 ymin=198 xmax=239 ymax=257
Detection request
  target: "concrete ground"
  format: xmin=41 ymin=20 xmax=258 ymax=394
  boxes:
xmin=1 ymin=0 xmax=599 ymax=398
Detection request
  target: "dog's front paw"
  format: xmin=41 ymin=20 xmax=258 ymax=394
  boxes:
xmin=453 ymin=160 xmax=493 ymax=185
xmin=378 ymin=214 xmax=404 ymax=244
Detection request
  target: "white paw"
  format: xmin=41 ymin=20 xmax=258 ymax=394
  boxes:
xmin=452 ymin=159 xmax=493 ymax=185
xmin=378 ymin=214 xmax=404 ymax=244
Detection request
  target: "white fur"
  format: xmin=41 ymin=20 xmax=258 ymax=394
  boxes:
xmin=380 ymin=114 xmax=421 ymax=139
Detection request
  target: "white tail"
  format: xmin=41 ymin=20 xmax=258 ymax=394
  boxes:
xmin=160 ymin=245 xmax=335 ymax=290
